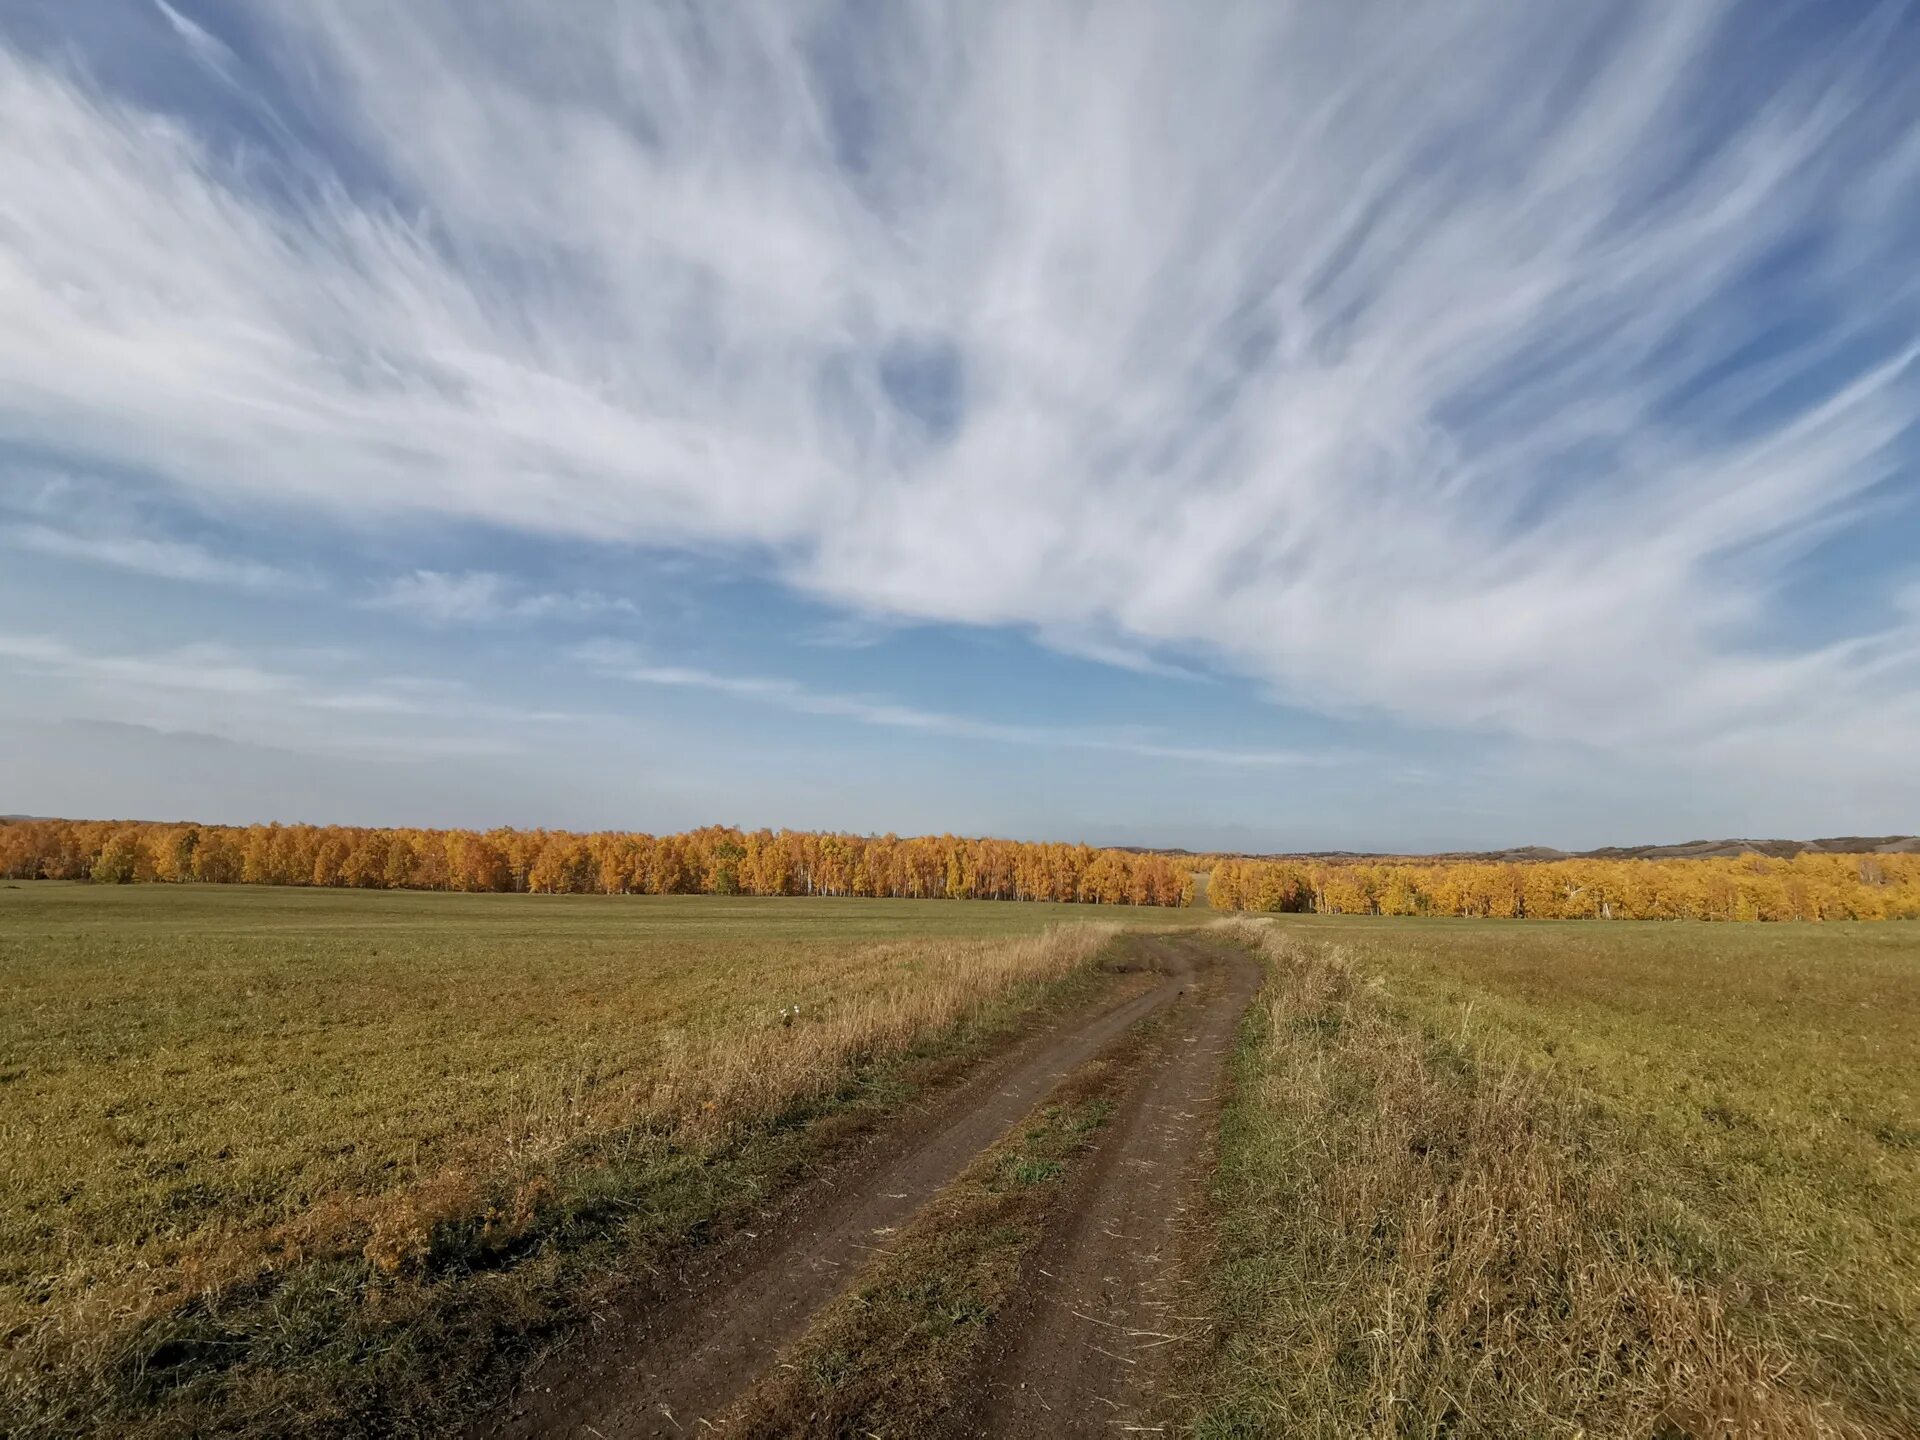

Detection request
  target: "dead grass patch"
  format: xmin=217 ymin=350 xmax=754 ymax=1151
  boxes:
xmin=1190 ymin=918 xmax=1913 ymax=1438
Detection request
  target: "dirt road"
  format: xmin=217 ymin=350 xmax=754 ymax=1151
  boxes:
xmin=958 ymin=934 xmax=1261 ymax=1434
xmin=488 ymin=930 xmax=1257 ymax=1438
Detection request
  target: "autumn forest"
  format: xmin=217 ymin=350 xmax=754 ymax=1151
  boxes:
xmin=4 ymin=817 xmax=1917 ymax=921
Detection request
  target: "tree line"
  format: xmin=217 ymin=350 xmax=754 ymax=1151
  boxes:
xmin=0 ymin=818 xmax=1197 ymax=906
xmin=1207 ymin=853 xmax=1920 ymax=921
xmin=8 ymin=816 xmax=1915 ymax=920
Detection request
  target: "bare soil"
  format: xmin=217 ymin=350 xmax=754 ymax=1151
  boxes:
xmin=485 ymin=931 xmax=1256 ymax=1439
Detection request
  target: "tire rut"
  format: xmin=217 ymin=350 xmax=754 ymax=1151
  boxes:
xmin=954 ymin=933 xmax=1261 ymax=1436
xmin=489 ymin=934 xmax=1213 ymax=1439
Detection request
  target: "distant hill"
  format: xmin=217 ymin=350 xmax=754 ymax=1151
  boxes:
xmin=1169 ymin=836 xmax=1920 ymax=864
xmin=1574 ymin=835 xmax=1920 ymax=860
xmin=13 ymin=815 xmax=1916 ymax=865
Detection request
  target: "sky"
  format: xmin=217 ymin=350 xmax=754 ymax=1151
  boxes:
xmin=2 ymin=0 xmax=1918 ymax=853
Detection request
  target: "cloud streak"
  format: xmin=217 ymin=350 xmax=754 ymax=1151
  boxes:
xmin=2 ymin=2 xmax=1918 ymax=807
xmin=4 ymin=522 xmax=303 ymax=590
xmin=150 ymin=0 xmax=237 ymax=77
xmin=0 ymin=631 xmax=581 ymax=761
xmin=574 ymin=641 xmax=1334 ymax=769
xmin=364 ymin=570 xmax=635 ymax=626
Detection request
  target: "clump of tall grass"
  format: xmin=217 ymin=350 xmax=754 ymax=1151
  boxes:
xmin=1193 ymin=919 xmax=1879 ymax=1438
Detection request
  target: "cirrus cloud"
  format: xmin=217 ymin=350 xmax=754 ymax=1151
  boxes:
xmin=364 ymin=570 xmax=636 ymax=626
xmin=1 ymin=1 xmax=1918 ymax=815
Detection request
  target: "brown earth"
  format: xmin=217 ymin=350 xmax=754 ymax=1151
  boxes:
xmin=952 ymin=934 xmax=1260 ymax=1435
xmin=482 ymin=931 xmax=1257 ymax=1439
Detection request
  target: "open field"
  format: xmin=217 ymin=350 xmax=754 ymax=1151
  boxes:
xmin=5 ymin=884 xmax=1917 ymax=1437
xmin=0 ymin=882 xmax=1181 ymax=1436
xmin=1194 ymin=917 xmax=1920 ymax=1437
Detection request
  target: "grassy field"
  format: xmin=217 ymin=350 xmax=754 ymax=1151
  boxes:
xmin=1195 ymin=916 xmax=1920 ymax=1438
xmin=0 ymin=882 xmax=1177 ymax=1436
xmin=10 ymin=884 xmax=1918 ymax=1437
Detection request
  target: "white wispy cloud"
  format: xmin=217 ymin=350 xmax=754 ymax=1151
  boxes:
xmin=574 ymin=641 xmax=1331 ymax=768
xmin=2 ymin=4 xmax=1918 ymax=807
xmin=0 ymin=631 xmax=582 ymax=761
xmin=1033 ymin=627 xmax=1214 ymax=683
xmin=0 ymin=631 xmax=424 ymax=714
xmin=364 ymin=570 xmax=636 ymax=626
xmin=150 ymin=0 xmax=237 ymax=77
xmin=3 ymin=522 xmax=303 ymax=590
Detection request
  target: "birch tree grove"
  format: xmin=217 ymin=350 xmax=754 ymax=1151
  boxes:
xmin=5 ymin=817 xmax=1915 ymax=919
xmin=1206 ymin=853 xmax=1920 ymax=921
xmin=0 ymin=819 xmax=1195 ymax=907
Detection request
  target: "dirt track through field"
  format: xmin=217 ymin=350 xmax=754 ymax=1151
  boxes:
xmin=489 ymin=931 xmax=1256 ymax=1439
xmin=957 ymin=933 xmax=1261 ymax=1434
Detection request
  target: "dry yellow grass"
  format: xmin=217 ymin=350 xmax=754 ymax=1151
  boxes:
xmin=1193 ymin=917 xmax=1919 ymax=1438
xmin=0 ymin=883 xmax=1144 ymax=1436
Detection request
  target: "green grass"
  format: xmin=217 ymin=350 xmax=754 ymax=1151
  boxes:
xmin=1195 ymin=916 xmax=1920 ymax=1438
xmin=0 ymin=882 xmax=1177 ymax=1436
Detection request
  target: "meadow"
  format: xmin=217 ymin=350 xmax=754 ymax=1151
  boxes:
xmin=0 ymin=882 xmax=1179 ymax=1436
xmin=7 ymin=882 xmax=1917 ymax=1437
xmin=1195 ymin=916 xmax=1920 ymax=1438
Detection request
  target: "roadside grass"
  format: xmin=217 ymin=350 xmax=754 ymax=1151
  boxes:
xmin=0 ymin=883 xmax=1172 ymax=1436
xmin=723 ymin=1033 xmax=1151 ymax=1437
xmin=1193 ymin=917 xmax=1920 ymax=1438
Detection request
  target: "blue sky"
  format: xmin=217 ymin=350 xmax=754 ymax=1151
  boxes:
xmin=2 ymin=0 xmax=1918 ymax=851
